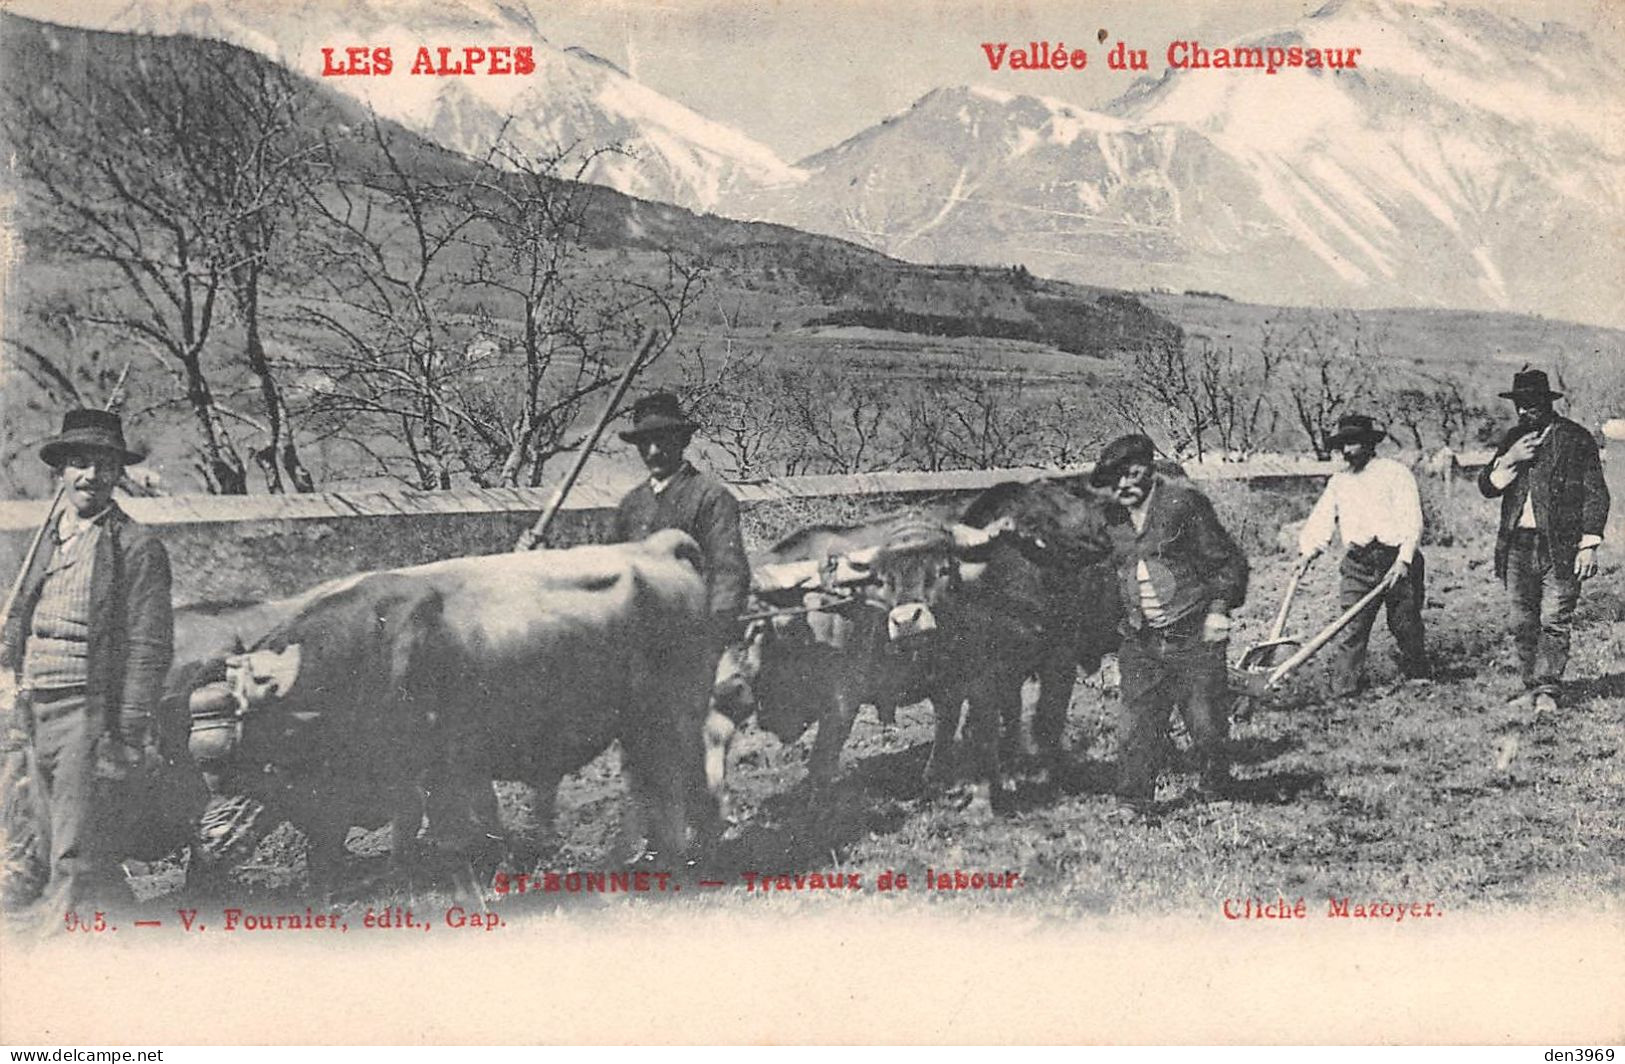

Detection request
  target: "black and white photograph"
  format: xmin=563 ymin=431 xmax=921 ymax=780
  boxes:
xmin=0 ymin=0 xmax=1621 ymax=1047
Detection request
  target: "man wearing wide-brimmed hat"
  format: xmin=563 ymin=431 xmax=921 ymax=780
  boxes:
xmin=1478 ymin=369 xmax=1610 ymax=716
xmin=612 ymin=392 xmax=750 ymax=656
xmin=611 ymin=394 xmax=751 ymax=809
xmin=1 ymin=410 xmax=173 ymax=914
xmin=1299 ymin=413 xmax=1430 ymax=697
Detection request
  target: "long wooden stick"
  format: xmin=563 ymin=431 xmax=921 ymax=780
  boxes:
xmin=515 ymin=331 xmax=660 ymax=551
xmin=0 ymin=487 xmax=64 ymax=636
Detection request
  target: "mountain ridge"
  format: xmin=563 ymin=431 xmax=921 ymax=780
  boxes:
xmin=730 ymin=0 xmax=1625 ymax=327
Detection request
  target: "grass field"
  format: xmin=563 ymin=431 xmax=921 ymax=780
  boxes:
xmin=496 ymin=480 xmax=1624 ymax=920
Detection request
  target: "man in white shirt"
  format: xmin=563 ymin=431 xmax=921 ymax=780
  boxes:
xmin=1299 ymin=414 xmax=1429 ymax=697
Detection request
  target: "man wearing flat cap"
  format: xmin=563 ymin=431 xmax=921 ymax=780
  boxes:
xmin=612 ymin=392 xmax=750 ymax=659
xmin=1 ymin=410 xmax=173 ymax=913
xmin=1478 ymin=369 xmax=1610 ymax=716
xmin=1299 ymin=413 xmax=1430 ymax=697
xmin=1092 ymin=434 xmax=1249 ymax=813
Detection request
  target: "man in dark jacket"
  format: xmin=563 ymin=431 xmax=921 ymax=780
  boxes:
xmin=1477 ymin=369 xmax=1610 ymax=714
xmin=1093 ymin=434 xmax=1249 ymax=814
xmin=1 ymin=410 xmax=173 ymax=915
xmin=611 ymin=393 xmax=750 ymax=642
xmin=610 ymin=394 xmax=752 ymax=822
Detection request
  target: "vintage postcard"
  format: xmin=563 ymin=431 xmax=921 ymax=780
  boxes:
xmin=1 ymin=0 xmax=1622 ymax=1046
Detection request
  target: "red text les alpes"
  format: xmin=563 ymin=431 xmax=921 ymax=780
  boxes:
xmin=322 ymin=46 xmax=536 ymax=76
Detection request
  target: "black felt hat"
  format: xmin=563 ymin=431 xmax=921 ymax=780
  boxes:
xmin=38 ymin=409 xmax=144 ymax=467
xmin=1326 ymin=413 xmax=1386 ymax=447
xmin=1498 ymin=369 xmax=1563 ymax=402
xmin=618 ymin=392 xmax=700 ymax=442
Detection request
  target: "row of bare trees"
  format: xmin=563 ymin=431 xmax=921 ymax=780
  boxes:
xmin=3 ymin=32 xmax=698 ymax=494
xmin=674 ymin=304 xmax=1507 ymax=480
xmin=680 ymin=346 xmax=1103 ymax=478
xmin=1106 ymin=311 xmax=1500 ymax=461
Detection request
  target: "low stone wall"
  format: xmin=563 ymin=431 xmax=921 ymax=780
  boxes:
xmin=0 ymin=455 xmax=1496 ymax=609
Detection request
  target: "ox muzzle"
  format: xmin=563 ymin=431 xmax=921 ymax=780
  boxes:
xmin=886 ymin=601 xmax=941 ymax=642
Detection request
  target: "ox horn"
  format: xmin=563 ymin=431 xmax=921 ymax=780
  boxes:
xmin=951 ymin=515 xmax=1018 ymax=554
xmin=843 ymin=546 xmax=880 ymax=568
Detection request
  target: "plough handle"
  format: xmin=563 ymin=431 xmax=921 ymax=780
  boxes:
xmin=1263 ymin=571 xmax=1397 ymax=688
xmin=1267 ymin=554 xmax=1315 ymax=642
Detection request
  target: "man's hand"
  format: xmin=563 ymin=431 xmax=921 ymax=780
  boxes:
xmin=1575 ymin=545 xmax=1599 ymax=580
xmin=0 ymin=676 xmax=23 ymax=753
xmin=1500 ymin=430 xmax=1545 ymax=470
xmin=94 ymin=733 xmax=143 ymax=781
xmin=1201 ymin=611 xmax=1232 ymax=643
xmin=1385 ymin=557 xmax=1410 ymax=586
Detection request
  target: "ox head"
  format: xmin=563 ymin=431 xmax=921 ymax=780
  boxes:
xmin=224 ymin=644 xmax=304 ymax=709
xmin=846 ymin=515 xmax=1011 ymax=644
xmin=710 ymin=623 xmax=765 ymax=724
xmin=185 ymin=643 xmax=307 ymax=784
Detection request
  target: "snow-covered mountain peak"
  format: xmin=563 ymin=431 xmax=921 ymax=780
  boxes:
xmin=730 ymin=0 xmax=1625 ymax=327
xmin=75 ymin=0 xmax=803 ymax=210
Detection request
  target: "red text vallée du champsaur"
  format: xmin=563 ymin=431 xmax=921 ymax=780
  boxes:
xmin=981 ymin=39 xmax=1361 ymax=74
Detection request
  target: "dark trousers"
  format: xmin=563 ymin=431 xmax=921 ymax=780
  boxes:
xmin=1116 ymin=613 xmax=1229 ymax=802
xmin=1332 ymin=543 xmax=1428 ymax=697
xmin=23 ymin=689 xmax=124 ymax=914
xmin=1505 ymin=530 xmax=1580 ymax=696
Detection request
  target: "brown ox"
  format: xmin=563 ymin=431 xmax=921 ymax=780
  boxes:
xmin=713 ymin=479 xmax=1117 ymax=818
xmin=172 ymin=530 xmax=716 ymax=895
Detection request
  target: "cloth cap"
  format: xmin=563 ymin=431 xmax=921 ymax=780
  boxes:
xmin=1090 ymin=434 xmax=1156 ymax=488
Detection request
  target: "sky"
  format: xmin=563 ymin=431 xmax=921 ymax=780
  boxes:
xmin=509 ymin=0 xmax=1623 ymax=159
xmin=5 ymin=0 xmax=1619 ymax=160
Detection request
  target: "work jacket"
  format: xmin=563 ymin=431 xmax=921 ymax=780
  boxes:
xmin=613 ymin=462 xmax=751 ymax=628
xmin=1 ymin=503 xmax=174 ymax=745
xmin=1477 ymin=416 xmax=1610 ymax=580
xmin=1105 ymin=477 xmax=1249 ymax=633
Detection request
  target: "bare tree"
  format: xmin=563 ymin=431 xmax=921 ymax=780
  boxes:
xmin=300 ymin=119 xmax=703 ymax=488
xmin=686 ymin=356 xmax=1104 ymax=477
xmin=680 ymin=342 xmax=791 ymax=479
xmin=203 ymin=50 xmax=325 ymax=492
xmin=1193 ymin=332 xmax=1281 ymax=456
xmin=1105 ymin=333 xmax=1210 ymax=459
xmin=296 ymin=115 xmax=476 ymax=489
xmin=1384 ymin=373 xmax=1496 ymax=451
xmin=782 ymin=366 xmax=895 ymax=475
xmin=1274 ymin=310 xmax=1384 ymax=459
xmin=900 ymin=371 xmax=1094 ymax=471
xmin=457 ymin=142 xmax=704 ymax=487
xmin=4 ymin=37 xmax=327 ymax=492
